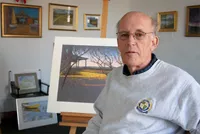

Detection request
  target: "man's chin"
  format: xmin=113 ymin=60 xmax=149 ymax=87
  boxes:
xmin=124 ymin=62 xmax=139 ymax=67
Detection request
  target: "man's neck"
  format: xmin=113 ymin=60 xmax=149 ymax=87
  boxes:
xmin=128 ymin=56 xmax=152 ymax=74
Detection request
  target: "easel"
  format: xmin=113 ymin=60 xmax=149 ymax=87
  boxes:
xmin=59 ymin=112 xmax=95 ymax=134
xmin=59 ymin=0 xmax=109 ymax=133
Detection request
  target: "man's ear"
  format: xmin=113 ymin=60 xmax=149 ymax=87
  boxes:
xmin=151 ymin=36 xmax=159 ymax=51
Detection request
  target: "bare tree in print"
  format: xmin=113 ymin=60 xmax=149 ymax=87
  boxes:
xmin=114 ymin=51 xmax=123 ymax=66
xmin=60 ymin=45 xmax=90 ymax=89
xmin=89 ymin=48 xmax=115 ymax=75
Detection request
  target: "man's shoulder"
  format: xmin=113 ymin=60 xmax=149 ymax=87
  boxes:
xmin=159 ymin=60 xmax=195 ymax=81
xmin=107 ymin=66 xmax=123 ymax=77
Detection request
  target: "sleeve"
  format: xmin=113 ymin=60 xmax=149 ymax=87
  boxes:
xmin=82 ymin=72 xmax=111 ymax=134
xmin=172 ymin=78 xmax=200 ymax=134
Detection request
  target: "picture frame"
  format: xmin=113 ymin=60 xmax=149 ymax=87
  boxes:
xmin=16 ymin=96 xmax=57 ymax=130
xmin=47 ymin=37 xmax=121 ymax=114
xmin=48 ymin=3 xmax=78 ymax=31
xmin=84 ymin=14 xmax=101 ymax=30
xmin=15 ymin=72 xmax=40 ymax=94
xmin=185 ymin=5 xmax=200 ymax=37
xmin=1 ymin=3 xmax=42 ymax=38
xmin=157 ymin=11 xmax=178 ymax=32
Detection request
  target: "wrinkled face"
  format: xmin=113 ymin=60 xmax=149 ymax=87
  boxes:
xmin=117 ymin=13 xmax=158 ymax=69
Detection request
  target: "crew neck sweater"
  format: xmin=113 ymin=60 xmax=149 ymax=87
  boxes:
xmin=83 ymin=59 xmax=200 ymax=134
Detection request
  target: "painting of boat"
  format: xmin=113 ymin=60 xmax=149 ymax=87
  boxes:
xmin=22 ymin=103 xmax=40 ymax=109
xmin=22 ymin=100 xmax=53 ymax=122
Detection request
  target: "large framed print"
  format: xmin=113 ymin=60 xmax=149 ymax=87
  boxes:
xmin=47 ymin=37 xmax=121 ymax=114
xmin=16 ymin=96 xmax=57 ymax=130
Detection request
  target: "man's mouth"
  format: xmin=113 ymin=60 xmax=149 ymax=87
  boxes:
xmin=126 ymin=51 xmax=137 ymax=54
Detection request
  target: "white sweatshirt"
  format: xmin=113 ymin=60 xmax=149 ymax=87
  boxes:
xmin=83 ymin=59 xmax=200 ymax=134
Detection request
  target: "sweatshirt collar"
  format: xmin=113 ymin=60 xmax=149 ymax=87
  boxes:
xmin=123 ymin=53 xmax=157 ymax=76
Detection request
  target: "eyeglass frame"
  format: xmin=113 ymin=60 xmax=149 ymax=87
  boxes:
xmin=116 ymin=31 xmax=154 ymax=41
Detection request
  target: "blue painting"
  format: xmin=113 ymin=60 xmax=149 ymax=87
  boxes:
xmin=22 ymin=100 xmax=53 ymax=122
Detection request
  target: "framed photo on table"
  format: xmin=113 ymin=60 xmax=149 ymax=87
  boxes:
xmin=48 ymin=3 xmax=78 ymax=31
xmin=16 ymin=96 xmax=57 ymax=130
xmin=157 ymin=11 xmax=178 ymax=32
xmin=185 ymin=5 xmax=200 ymax=37
xmin=15 ymin=72 xmax=40 ymax=94
xmin=1 ymin=3 xmax=42 ymax=38
xmin=84 ymin=14 xmax=101 ymax=30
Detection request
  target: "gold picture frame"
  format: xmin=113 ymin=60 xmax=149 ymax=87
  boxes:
xmin=185 ymin=5 xmax=200 ymax=37
xmin=48 ymin=3 xmax=78 ymax=31
xmin=157 ymin=11 xmax=178 ymax=32
xmin=1 ymin=3 xmax=42 ymax=38
xmin=84 ymin=14 xmax=101 ymax=30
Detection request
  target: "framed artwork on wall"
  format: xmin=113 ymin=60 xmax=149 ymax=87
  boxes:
xmin=15 ymin=72 xmax=40 ymax=94
xmin=47 ymin=37 xmax=122 ymax=114
xmin=48 ymin=3 xmax=78 ymax=31
xmin=185 ymin=5 xmax=200 ymax=37
xmin=16 ymin=96 xmax=57 ymax=130
xmin=157 ymin=11 xmax=178 ymax=32
xmin=1 ymin=3 xmax=42 ymax=38
xmin=84 ymin=14 xmax=101 ymax=30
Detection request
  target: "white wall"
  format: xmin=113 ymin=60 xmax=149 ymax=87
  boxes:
xmin=131 ymin=0 xmax=200 ymax=81
xmin=0 ymin=0 xmax=132 ymax=112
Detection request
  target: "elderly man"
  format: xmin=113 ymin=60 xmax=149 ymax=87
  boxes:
xmin=83 ymin=11 xmax=200 ymax=134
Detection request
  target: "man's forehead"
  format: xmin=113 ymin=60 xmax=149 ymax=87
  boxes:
xmin=119 ymin=13 xmax=153 ymax=31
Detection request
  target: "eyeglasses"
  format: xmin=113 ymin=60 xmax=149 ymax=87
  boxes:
xmin=116 ymin=31 xmax=154 ymax=41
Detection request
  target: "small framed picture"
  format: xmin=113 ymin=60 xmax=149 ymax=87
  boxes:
xmin=157 ymin=11 xmax=178 ymax=32
xmin=185 ymin=5 xmax=200 ymax=37
xmin=48 ymin=3 xmax=78 ymax=31
xmin=84 ymin=14 xmax=101 ymax=30
xmin=15 ymin=72 xmax=39 ymax=94
xmin=16 ymin=96 xmax=57 ymax=130
xmin=1 ymin=3 xmax=42 ymax=38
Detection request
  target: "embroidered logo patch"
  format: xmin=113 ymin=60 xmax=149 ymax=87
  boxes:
xmin=136 ymin=99 xmax=153 ymax=114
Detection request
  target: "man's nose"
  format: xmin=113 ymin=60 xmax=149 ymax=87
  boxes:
xmin=127 ymin=34 xmax=137 ymax=45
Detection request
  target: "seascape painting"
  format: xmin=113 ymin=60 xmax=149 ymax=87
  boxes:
xmin=17 ymin=75 xmax=36 ymax=90
xmin=17 ymin=96 xmax=57 ymax=130
xmin=22 ymin=100 xmax=53 ymax=122
xmin=1 ymin=3 xmax=42 ymax=37
xmin=57 ymin=45 xmax=122 ymax=103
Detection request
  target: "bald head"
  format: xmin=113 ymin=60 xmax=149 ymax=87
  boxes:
xmin=116 ymin=11 xmax=158 ymax=34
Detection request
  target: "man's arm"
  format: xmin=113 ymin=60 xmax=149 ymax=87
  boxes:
xmin=82 ymin=103 xmax=103 ymax=134
xmin=83 ymin=73 xmax=111 ymax=134
xmin=172 ymin=79 xmax=200 ymax=134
